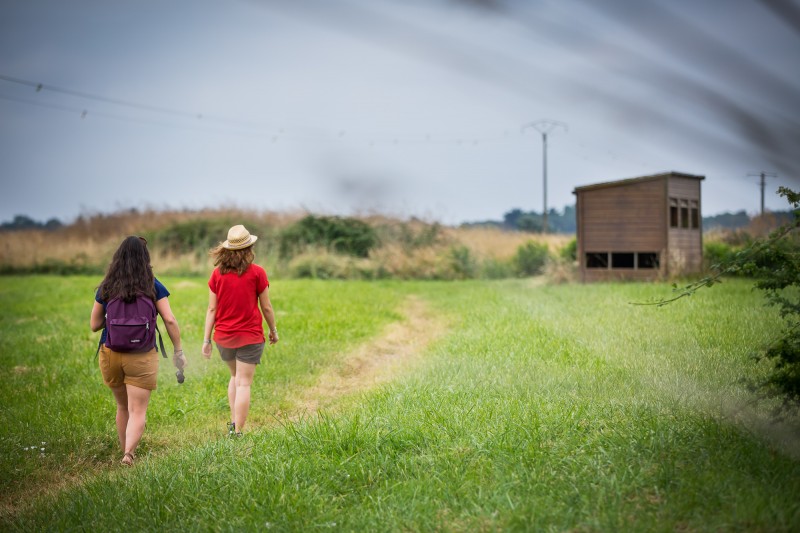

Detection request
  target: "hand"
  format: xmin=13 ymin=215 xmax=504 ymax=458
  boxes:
xmin=202 ymin=341 xmax=213 ymax=359
xmin=173 ymin=350 xmax=187 ymax=370
xmin=268 ymin=329 xmax=279 ymax=345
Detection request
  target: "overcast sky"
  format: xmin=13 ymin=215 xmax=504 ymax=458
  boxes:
xmin=1 ymin=0 xmax=799 ymax=226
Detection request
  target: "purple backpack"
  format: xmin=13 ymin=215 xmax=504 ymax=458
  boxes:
xmin=103 ymin=295 xmax=166 ymax=356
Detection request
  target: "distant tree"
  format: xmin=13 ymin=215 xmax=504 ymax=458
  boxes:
xmin=703 ymin=210 xmax=751 ymax=230
xmin=1 ymin=215 xmax=62 ymax=231
xmin=503 ymin=209 xmax=525 ymax=229
xmin=517 ymin=214 xmax=542 ymax=233
xmin=44 ymin=218 xmax=63 ymax=230
xmin=501 ymin=206 xmax=576 ymax=234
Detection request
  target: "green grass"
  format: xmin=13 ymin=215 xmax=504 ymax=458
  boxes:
xmin=1 ymin=276 xmax=799 ymax=531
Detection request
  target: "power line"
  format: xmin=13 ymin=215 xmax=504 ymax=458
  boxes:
xmin=0 ymin=73 xmax=527 ymax=146
xmin=0 ymin=73 xmax=204 ymax=120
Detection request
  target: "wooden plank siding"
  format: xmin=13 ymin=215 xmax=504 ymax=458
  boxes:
xmin=667 ymin=176 xmax=703 ymax=273
xmin=574 ymin=172 xmax=704 ymax=282
xmin=580 ymin=179 xmax=666 ymax=250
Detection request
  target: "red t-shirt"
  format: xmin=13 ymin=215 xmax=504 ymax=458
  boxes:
xmin=208 ymin=264 xmax=269 ymax=348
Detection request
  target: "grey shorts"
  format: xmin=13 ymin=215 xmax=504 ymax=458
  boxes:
xmin=217 ymin=342 xmax=265 ymax=365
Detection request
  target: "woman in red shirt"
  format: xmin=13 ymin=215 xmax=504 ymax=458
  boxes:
xmin=202 ymin=225 xmax=278 ymax=436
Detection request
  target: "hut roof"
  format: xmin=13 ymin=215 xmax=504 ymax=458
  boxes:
xmin=572 ymin=171 xmax=705 ymax=195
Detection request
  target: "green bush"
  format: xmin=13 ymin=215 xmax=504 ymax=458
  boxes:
xmin=149 ymin=218 xmax=260 ymax=255
xmin=385 ymin=221 xmax=444 ymax=251
xmin=447 ymin=245 xmax=477 ymax=280
xmin=513 ymin=241 xmax=549 ymax=276
xmin=480 ymin=258 xmax=515 ymax=279
xmin=703 ymin=241 xmax=737 ymax=271
xmin=279 ymin=215 xmax=378 ymax=259
xmin=560 ymin=238 xmax=577 ymax=262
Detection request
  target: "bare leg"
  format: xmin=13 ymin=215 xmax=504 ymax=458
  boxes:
xmin=234 ymin=361 xmax=256 ymax=433
xmin=124 ymin=384 xmax=152 ymax=457
xmin=224 ymin=358 xmax=237 ymax=426
xmin=110 ymin=385 xmax=128 ymax=451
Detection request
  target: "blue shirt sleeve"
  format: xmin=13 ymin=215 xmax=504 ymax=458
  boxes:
xmin=154 ymin=278 xmax=170 ymax=300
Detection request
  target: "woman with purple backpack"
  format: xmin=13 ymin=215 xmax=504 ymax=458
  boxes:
xmin=90 ymin=236 xmax=186 ymax=466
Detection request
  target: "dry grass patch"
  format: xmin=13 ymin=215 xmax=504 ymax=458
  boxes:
xmin=449 ymin=226 xmax=572 ymax=260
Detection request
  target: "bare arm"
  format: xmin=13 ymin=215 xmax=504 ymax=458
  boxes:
xmin=259 ymin=287 xmax=279 ymax=345
xmin=90 ymin=301 xmax=105 ymax=332
xmin=155 ymin=296 xmax=183 ymax=354
xmin=202 ymin=290 xmax=217 ymax=358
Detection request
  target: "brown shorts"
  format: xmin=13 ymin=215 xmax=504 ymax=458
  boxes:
xmin=98 ymin=346 xmax=159 ymax=390
xmin=217 ymin=342 xmax=265 ymax=365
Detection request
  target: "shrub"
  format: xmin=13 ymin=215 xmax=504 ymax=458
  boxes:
xmin=447 ymin=245 xmax=477 ymax=280
xmin=149 ymin=218 xmax=258 ymax=255
xmin=480 ymin=258 xmax=515 ymax=279
xmin=545 ymin=257 xmax=577 ymax=284
xmin=513 ymin=241 xmax=549 ymax=276
xmin=703 ymin=241 xmax=737 ymax=271
xmin=560 ymin=238 xmax=577 ymax=262
xmin=388 ymin=221 xmax=444 ymax=250
xmin=279 ymin=215 xmax=378 ymax=259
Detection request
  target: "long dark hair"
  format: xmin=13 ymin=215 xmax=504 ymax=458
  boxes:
xmin=98 ymin=236 xmax=155 ymax=302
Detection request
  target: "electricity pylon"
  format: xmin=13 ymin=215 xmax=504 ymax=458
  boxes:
xmin=747 ymin=171 xmax=778 ymax=215
xmin=522 ymin=120 xmax=567 ymax=233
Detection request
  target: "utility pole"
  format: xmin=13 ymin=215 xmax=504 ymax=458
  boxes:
xmin=522 ymin=120 xmax=567 ymax=233
xmin=747 ymin=171 xmax=778 ymax=215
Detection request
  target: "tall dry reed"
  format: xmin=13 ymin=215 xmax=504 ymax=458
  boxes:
xmin=0 ymin=208 xmax=576 ymax=279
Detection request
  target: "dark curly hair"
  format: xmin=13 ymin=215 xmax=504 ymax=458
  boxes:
xmin=210 ymin=244 xmax=255 ymax=276
xmin=98 ymin=236 xmax=156 ymax=302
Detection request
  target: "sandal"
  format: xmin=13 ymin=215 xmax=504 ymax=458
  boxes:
xmin=121 ymin=452 xmax=135 ymax=466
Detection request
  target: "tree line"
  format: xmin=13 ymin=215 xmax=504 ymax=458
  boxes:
xmin=462 ymin=206 xmax=795 ymax=233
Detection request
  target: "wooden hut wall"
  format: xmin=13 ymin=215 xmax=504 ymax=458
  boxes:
xmin=579 ymin=179 xmax=666 ymax=252
xmin=666 ymin=177 xmax=703 ymax=273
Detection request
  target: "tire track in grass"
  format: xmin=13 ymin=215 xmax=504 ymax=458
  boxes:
xmin=284 ymin=294 xmax=449 ymax=418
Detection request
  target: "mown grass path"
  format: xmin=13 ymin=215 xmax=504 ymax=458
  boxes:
xmin=288 ymin=295 xmax=449 ymax=417
xmin=1 ymin=276 xmax=800 ymax=531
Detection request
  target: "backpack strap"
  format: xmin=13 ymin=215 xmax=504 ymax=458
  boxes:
xmin=156 ymin=323 xmax=167 ymax=358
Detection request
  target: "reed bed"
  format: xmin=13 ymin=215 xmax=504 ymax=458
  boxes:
xmin=0 ymin=209 xmax=575 ymax=279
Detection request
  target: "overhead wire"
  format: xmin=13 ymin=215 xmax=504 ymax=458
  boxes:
xmin=0 ymin=73 xmax=527 ymax=147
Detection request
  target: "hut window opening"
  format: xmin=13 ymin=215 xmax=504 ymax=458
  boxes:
xmin=638 ymin=253 xmax=660 ymax=269
xmin=670 ymin=198 xmax=679 ymax=228
xmin=690 ymin=200 xmax=699 ymax=229
xmin=680 ymin=199 xmax=689 ymax=228
xmin=612 ymin=253 xmax=635 ymax=268
xmin=586 ymin=252 xmax=609 ymax=269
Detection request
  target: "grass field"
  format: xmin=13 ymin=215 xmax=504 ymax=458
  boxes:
xmin=1 ymin=275 xmax=799 ymax=531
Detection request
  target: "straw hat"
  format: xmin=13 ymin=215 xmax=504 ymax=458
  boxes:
xmin=222 ymin=225 xmax=258 ymax=250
